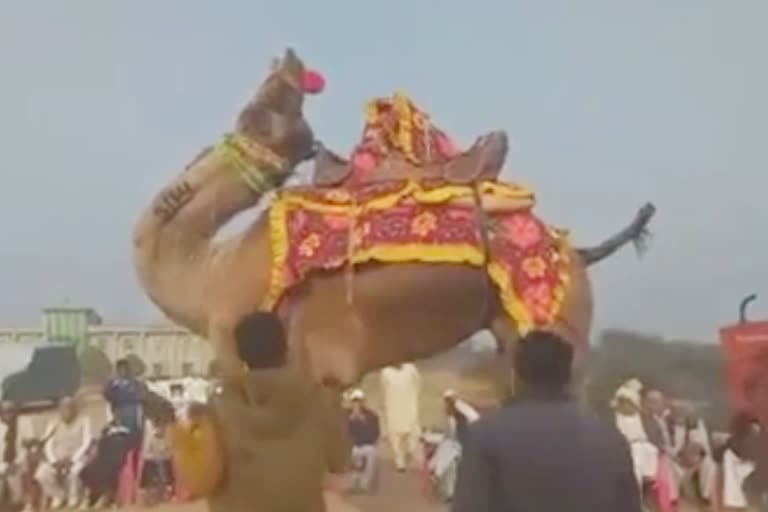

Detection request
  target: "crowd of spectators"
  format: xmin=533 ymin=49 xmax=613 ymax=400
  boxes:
xmin=0 ymin=359 xmax=210 ymax=511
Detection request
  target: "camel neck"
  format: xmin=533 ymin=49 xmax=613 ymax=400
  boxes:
xmin=132 ymin=145 xmax=276 ymax=334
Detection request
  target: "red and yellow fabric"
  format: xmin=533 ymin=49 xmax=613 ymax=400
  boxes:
xmin=263 ymin=181 xmax=570 ymax=333
xmin=720 ymin=322 xmax=768 ymax=422
xmin=348 ymin=93 xmax=458 ymax=184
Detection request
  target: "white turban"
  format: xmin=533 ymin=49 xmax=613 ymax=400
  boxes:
xmin=612 ymin=379 xmax=643 ymax=408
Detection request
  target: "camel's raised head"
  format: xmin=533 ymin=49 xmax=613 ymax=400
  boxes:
xmin=236 ymin=48 xmax=324 ymax=168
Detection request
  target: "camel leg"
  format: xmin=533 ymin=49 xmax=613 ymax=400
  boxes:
xmin=489 ymin=313 xmax=588 ymax=402
xmin=207 ymin=320 xmax=244 ymax=380
xmin=283 ymin=315 xmax=354 ymax=491
xmin=283 ymin=297 xmax=368 ymax=388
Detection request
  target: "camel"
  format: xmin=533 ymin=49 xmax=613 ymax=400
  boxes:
xmin=133 ymin=48 xmax=656 ymax=396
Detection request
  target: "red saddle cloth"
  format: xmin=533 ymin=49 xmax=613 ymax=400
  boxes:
xmin=347 ymin=93 xmax=459 ymax=186
xmin=720 ymin=321 xmax=768 ymax=425
xmin=264 ymin=182 xmax=571 ymax=333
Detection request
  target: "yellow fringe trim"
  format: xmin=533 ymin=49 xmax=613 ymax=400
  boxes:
xmin=267 ymin=193 xmax=290 ymax=310
xmin=262 ymin=183 xmax=571 ymax=334
xmin=276 ymin=181 xmax=535 ymax=215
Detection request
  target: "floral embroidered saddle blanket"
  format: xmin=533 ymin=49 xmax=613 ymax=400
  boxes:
xmin=262 ymin=179 xmax=572 ymax=333
xmin=311 ymin=92 xmax=508 ymax=188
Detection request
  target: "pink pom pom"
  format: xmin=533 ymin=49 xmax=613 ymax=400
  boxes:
xmin=352 ymin=151 xmax=376 ymax=173
xmin=301 ymin=69 xmax=326 ymax=94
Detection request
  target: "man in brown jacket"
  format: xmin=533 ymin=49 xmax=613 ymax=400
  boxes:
xmin=172 ymin=312 xmax=351 ymax=512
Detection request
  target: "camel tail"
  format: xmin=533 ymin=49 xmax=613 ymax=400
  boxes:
xmin=576 ymin=202 xmax=657 ymax=267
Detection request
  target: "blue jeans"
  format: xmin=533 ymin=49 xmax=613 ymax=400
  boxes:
xmin=349 ymin=445 xmax=377 ymax=492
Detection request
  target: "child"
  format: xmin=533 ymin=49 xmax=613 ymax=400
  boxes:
xmin=139 ymin=418 xmax=174 ymax=506
xmin=169 ymin=384 xmax=189 ymax=423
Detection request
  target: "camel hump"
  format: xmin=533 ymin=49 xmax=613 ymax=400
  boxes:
xmin=312 ymin=144 xmax=351 ymax=187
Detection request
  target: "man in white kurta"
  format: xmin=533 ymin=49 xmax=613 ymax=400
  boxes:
xmin=380 ymin=363 xmax=422 ymax=471
xmin=613 ymin=381 xmax=659 ymax=485
xmin=36 ymin=397 xmax=92 ymax=508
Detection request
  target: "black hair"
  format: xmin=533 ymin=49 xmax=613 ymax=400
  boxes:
xmin=642 ymin=387 xmax=663 ymax=399
xmin=116 ymin=359 xmax=129 ymax=370
xmin=234 ymin=312 xmax=287 ymax=370
xmin=728 ymin=410 xmax=759 ymax=442
xmin=514 ymin=330 xmax=574 ymax=390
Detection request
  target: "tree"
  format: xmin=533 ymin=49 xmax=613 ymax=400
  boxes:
xmin=584 ymin=329 xmax=728 ymax=428
xmin=124 ymin=353 xmax=147 ymax=377
xmin=79 ymin=346 xmax=113 ymax=386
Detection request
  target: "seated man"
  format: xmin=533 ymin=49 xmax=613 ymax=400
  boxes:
xmin=712 ymin=412 xmax=762 ymax=511
xmin=427 ymin=430 xmax=462 ymax=503
xmin=170 ymin=312 xmax=351 ymax=512
xmin=0 ymin=401 xmax=34 ymax=510
xmin=442 ymin=389 xmax=480 ymax=449
xmin=36 ymin=396 xmax=92 ymax=509
xmin=676 ymin=440 xmax=716 ymax=508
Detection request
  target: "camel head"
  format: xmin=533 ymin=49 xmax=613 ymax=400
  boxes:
xmin=235 ymin=48 xmax=320 ymax=169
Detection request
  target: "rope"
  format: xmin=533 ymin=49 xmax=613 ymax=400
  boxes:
xmin=469 ymin=146 xmax=495 ymax=330
xmin=339 ymin=97 xmax=495 ymax=321
xmin=214 ymin=133 xmax=289 ymax=193
xmin=345 ymin=201 xmax=358 ymax=305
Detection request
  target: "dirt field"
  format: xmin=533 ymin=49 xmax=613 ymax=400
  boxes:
xmin=117 ymin=460 xmax=445 ymax=512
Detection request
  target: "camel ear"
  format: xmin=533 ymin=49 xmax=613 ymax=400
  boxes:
xmin=279 ymin=47 xmax=305 ymax=89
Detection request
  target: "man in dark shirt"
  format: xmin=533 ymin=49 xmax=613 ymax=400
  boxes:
xmin=452 ymin=330 xmax=642 ymax=512
xmin=346 ymin=389 xmax=380 ymax=493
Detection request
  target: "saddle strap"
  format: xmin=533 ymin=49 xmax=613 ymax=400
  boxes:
xmin=470 ymin=182 xmax=495 ymax=327
xmin=345 ymin=201 xmax=359 ymax=305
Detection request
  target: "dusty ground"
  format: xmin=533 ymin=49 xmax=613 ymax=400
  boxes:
xmin=117 ymin=460 xmax=445 ymax=512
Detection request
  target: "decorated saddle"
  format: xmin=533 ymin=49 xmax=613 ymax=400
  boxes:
xmin=263 ymin=94 xmax=572 ymax=333
xmin=313 ymin=92 xmax=508 ymax=187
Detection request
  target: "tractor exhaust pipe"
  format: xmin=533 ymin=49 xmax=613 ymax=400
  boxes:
xmin=739 ymin=293 xmax=758 ymax=324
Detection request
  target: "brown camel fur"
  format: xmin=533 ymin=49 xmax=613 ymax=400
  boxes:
xmin=133 ymin=49 xmax=656 ymax=395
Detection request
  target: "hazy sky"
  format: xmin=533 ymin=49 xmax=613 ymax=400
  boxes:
xmin=0 ymin=0 xmax=766 ymax=341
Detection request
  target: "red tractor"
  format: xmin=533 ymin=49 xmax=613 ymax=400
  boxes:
xmin=719 ymin=294 xmax=768 ymax=509
xmin=720 ymin=295 xmax=768 ymax=430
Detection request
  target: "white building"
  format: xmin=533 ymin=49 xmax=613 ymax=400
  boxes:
xmin=0 ymin=306 xmax=214 ymax=378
